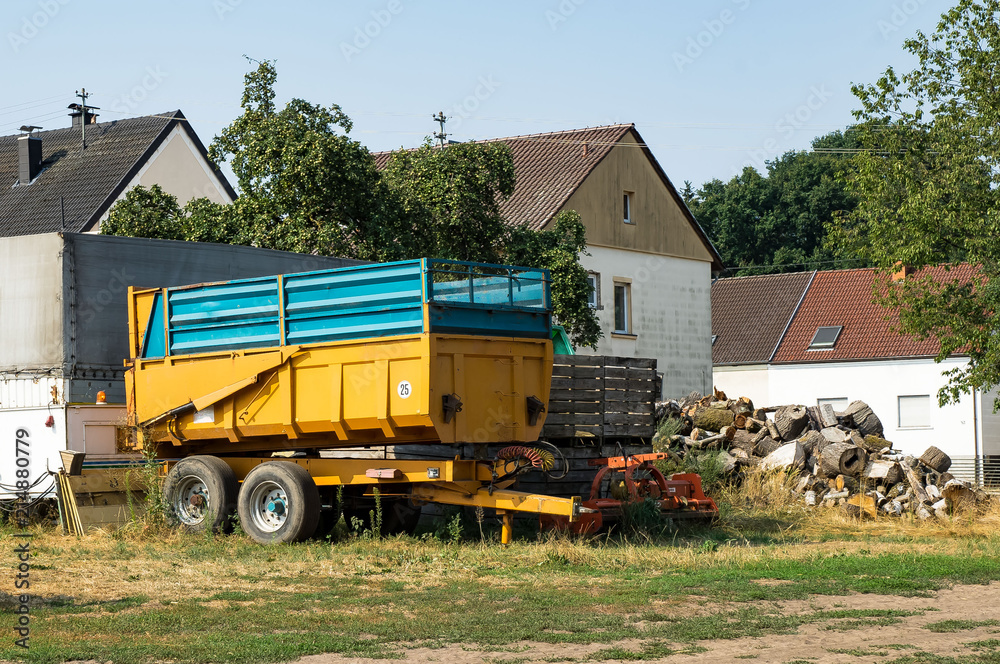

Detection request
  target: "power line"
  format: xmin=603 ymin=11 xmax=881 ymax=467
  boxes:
xmin=0 ymin=109 xmax=71 ymax=132
xmin=717 ymin=257 xmax=869 ymax=274
xmin=0 ymin=94 xmax=66 ymax=114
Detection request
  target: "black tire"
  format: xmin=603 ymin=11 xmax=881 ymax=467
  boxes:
xmin=163 ymin=456 xmax=238 ymax=533
xmin=237 ymin=462 xmax=320 ymax=544
xmin=343 ymin=489 xmax=422 ymax=536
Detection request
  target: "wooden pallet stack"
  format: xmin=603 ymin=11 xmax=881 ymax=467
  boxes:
xmin=542 ymin=355 xmax=657 ymax=441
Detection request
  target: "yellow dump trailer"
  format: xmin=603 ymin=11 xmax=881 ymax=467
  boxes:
xmin=123 ymin=259 xmax=582 ymax=543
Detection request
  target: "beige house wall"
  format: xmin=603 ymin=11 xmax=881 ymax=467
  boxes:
xmin=553 ymin=131 xmax=714 ymax=262
xmin=94 ymin=126 xmax=233 ymax=231
xmin=543 ymin=129 xmax=716 ymax=396
xmin=135 ymin=126 xmax=232 ymax=204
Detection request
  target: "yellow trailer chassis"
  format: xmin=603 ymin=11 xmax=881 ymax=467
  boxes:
xmin=120 ymin=260 xmax=582 ymax=544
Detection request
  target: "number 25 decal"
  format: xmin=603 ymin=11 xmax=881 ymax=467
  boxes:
xmin=397 ymin=380 xmax=412 ymax=399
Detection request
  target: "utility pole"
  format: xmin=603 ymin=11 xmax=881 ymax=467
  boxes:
xmin=74 ymin=88 xmax=100 ymax=150
xmin=432 ymin=111 xmax=448 ymax=147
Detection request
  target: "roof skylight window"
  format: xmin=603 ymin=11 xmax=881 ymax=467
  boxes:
xmin=808 ymin=326 xmax=842 ymax=350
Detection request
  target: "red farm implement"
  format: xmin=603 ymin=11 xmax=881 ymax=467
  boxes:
xmin=540 ymin=452 xmax=718 ymax=535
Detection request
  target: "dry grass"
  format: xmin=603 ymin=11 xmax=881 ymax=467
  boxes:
xmin=16 ymin=512 xmax=1000 ymax=610
xmin=9 ymin=494 xmax=1000 ymax=664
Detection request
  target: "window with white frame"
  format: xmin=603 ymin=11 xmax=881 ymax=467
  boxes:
xmin=613 ymin=280 xmax=632 ymax=334
xmin=623 ymin=191 xmax=633 ymax=224
xmin=586 ymin=272 xmax=600 ymax=309
xmin=898 ymin=394 xmax=931 ymax=428
xmin=817 ymin=397 xmax=849 ymax=412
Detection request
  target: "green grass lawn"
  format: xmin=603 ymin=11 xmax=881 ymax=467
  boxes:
xmin=3 ymin=522 xmax=1000 ymax=663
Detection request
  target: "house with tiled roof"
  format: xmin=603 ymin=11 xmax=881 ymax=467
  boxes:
xmin=1 ymin=108 xmax=235 ymax=237
xmin=376 ymin=124 xmax=723 ymax=397
xmin=712 ymin=265 xmax=998 ymax=483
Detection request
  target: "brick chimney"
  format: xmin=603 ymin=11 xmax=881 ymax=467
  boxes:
xmin=68 ymin=104 xmax=98 ymax=128
xmin=17 ymin=134 xmax=42 ymax=184
xmin=892 ymin=262 xmax=915 ymax=282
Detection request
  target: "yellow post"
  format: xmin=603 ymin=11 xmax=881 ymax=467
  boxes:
xmin=499 ymin=510 xmax=513 ymax=545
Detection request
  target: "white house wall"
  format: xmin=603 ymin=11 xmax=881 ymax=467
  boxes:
xmin=135 ymin=125 xmax=232 ymax=204
xmin=712 ymin=365 xmax=770 ymax=407
xmin=767 ymin=358 xmax=973 ymax=459
xmin=579 ymin=245 xmax=713 ymax=399
xmin=979 ymin=387 xmax=1000 ymax=458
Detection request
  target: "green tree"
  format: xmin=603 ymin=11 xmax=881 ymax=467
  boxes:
xmin=208 ymin=60 xmax=421 ymax=261
xmin=382 ymin=142 xmax=600 ymax=347
xmin=381 ymin=140 xmax=515 ymax=265
xmin=688 ymin=130 xmax=860 ymax=276
xmin=101 ymin=184 xmax=186 ymax=240
xmin=101 ymin=59 xmax=600 ymax=349
xmin=507 ymin=211 xmax=601 ymax=349
xmin=833 ymin=0 xmax=1000 ymax=406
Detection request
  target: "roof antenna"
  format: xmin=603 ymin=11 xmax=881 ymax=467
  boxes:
xmin=69 ymin=88 xmax=100 ymax=150
xmin=432 ymin=111 xmax=448 ymax=147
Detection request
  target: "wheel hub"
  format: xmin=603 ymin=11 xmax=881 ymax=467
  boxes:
xmin=175 ymin=476 xmax=210 ymax=525
xmin=249 ymin=481 xmax=288 ymax=533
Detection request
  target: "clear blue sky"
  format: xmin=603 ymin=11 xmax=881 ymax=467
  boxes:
xmin=4 ymin=0 xmax=956 ymax=189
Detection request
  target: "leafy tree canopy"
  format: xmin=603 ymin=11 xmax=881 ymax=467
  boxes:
xmin=381 ymin=139 xmax=514 ymax=265
xmin=507 ymin=211 xmax=601 ymax=348
xmin=830 ymin=0 xmax=1000 ymax=406
xmin=208 ymin=59 xmax=419 ymax=261
xmin=101 ymin=59 xmax=600 ymax=348
xmin=685 ymin=130 xmax=860 ymax=276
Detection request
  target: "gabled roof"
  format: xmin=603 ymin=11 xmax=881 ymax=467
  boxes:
xmin=373 ymin=124 xmax=723 ymax=270
xmin=0 ymin=111 xmax=236 ymax=238
xmin=711 ymin=271 xmax=814 ymax=365
xmin=770 ymin=265 xmax=979 ymax=364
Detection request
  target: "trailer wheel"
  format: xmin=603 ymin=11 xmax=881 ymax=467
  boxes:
xmin=163 ymin=456 xmax=238 ymax=533
xmin=238 ymin=462 xmax=320 ymax=544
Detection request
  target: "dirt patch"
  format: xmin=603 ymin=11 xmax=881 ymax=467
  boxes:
xmin=290 ymin=582 xmax=1000 ymax=663
xmin=751 ymin=578 xmax=794 ymax=586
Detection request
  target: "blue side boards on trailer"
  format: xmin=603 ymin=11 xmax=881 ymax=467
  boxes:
xmin=141 ymin=259 xmax=552 ymax=358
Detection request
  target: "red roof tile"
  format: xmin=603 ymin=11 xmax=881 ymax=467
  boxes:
xmin=771 ymin=264 xmax=978 ymax=364
xmin=372 ymin=124 xmax=723 ymax=269
xmin=711 ymin=271 xmax=815 ymax=364
xmin=374 ymin=125 xmax=631 ymax=230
